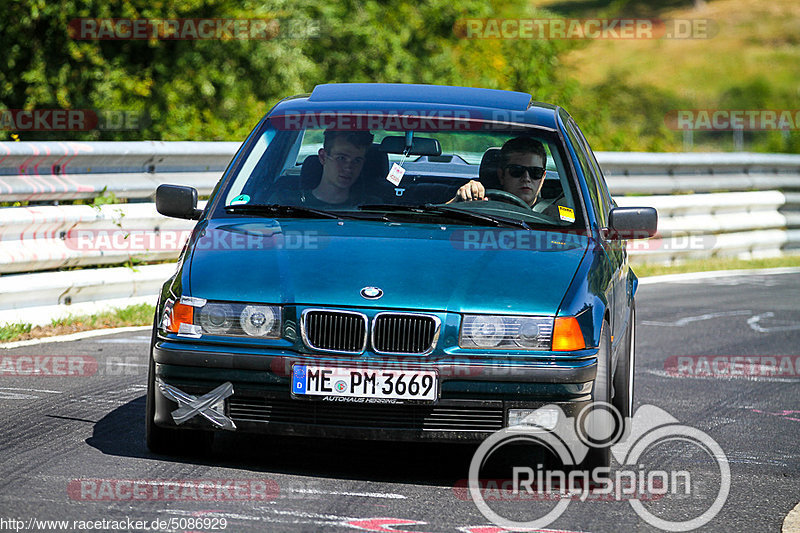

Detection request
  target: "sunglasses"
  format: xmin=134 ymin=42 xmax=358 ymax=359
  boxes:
xmin=504 ymin=164 xmax=545 ymax=180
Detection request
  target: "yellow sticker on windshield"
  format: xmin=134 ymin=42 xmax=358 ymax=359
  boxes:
xmin=558 ymin=206 xmax=575 ymax=222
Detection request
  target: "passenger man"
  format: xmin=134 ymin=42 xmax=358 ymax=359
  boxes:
xmin=272 ymin=129 xmax=374 ymax=206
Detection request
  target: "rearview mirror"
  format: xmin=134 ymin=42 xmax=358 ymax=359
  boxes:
xmin=379 ymin=136 xmax=442 ymax=156
xmin=605 ymin=207 xmax=658 ymax=240
xmin=156 ymin=184 xmax=202 ymax=220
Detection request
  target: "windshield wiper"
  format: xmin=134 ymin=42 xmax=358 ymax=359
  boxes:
xmin=424 ymin=204 xmax=532 ymax=230
xmin=358 ymin=203 xmax=531 ymax=229
xmin=224 ymin=204 xmax=343 ymax=219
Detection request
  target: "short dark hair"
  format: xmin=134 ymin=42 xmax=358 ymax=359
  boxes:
xmin=500 ymin=136 xmax=547 ymax=167
xmin=323 ymin=130 xmax=374 ymax=153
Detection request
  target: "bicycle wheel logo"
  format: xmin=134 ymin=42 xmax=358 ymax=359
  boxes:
xmin=468 ymin=403 xmax=730 ymax=531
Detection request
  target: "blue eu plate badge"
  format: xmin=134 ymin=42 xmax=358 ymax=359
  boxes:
xmin=292 ymin=365 xmax=307 ymax=394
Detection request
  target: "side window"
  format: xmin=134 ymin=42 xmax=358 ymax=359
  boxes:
xmin=572 ymin=123 xmax=614 ymax=212
xmin=564 ymin=121 xmax=604 ymax=228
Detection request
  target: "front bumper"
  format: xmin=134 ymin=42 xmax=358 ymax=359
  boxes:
xmin=152 ymin=340 xmax=597 ymax=443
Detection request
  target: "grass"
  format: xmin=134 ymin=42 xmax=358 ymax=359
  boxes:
xmin=0 ymin=303 xmax=154 ymax=344
xmin=0 ymin=323 xmax=32 ymax=342
xmin=550 ymin=0 xmax=800 ymax=102
xmin=631 ymin=254 xmax=800 ymax=277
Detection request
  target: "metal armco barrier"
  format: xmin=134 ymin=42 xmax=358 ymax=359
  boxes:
xmin=1 ymin=142 xmax=799 ymax=326
xmin=0 ymin=141 xmax=239 ymax=201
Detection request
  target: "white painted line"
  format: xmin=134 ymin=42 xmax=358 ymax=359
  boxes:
xmin=289 ymin=488 xmax=407 ymax=499
xmin=748 ymin=312 xmax=800 ymax=333
xmin=638 ymin=266 xmax=800 ymax=285
xmin=784 ymin=501 xmax=800 ymax=533
xmin=1 ymin=326 xmax=151 ymax=349
xmin=0 ymin=387 xmax=63 ymax=401
xmin=644 ymin=368 xmax=799 ymax=383
xmin=642 ymin=310 xmax=752 ymax=327
xmin=0 ymin=387 xmax=63 ymax=393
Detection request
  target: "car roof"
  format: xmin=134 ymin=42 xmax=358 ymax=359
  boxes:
xmin=269 ymin=83 xmax=561 ymax=130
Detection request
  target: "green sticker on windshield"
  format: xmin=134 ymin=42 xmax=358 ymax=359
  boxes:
xmin=230 ymin=194 xmax=250 ymax=205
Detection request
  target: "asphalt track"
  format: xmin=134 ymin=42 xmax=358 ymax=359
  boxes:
xmin=1 ymin=269 xmax=798 ymax=532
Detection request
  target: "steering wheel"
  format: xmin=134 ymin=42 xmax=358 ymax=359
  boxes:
xmin=484 ymin=189 xmax=530 ymax=209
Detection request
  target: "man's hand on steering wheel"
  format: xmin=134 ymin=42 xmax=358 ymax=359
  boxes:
xmin=454 ymin=180 xmax=487 ymax=202
xmin=453 ymin=180 xmax=531 ymax=209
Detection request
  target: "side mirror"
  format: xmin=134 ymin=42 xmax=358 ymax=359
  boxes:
xmin=605 ymin=207 xmax=658 ymax=240
xmin=156 ymin=184 xmax=202 ymax=220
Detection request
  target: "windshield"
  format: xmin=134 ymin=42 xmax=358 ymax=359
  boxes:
xmin=214 ymin=116 xmax=584 ymax=229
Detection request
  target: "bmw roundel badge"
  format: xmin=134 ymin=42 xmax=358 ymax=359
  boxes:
xmin=360 ymin=286 xmax=383 ymax=299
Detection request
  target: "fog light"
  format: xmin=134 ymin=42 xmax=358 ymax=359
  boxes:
xmin=508 ymin=408 xmax=559 ymax=430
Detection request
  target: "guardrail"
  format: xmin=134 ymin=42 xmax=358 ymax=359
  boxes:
xmin=0 ymin=141 xmax=238 ymax=201
xmin=1 ymin=141 xmax=799 ymax=326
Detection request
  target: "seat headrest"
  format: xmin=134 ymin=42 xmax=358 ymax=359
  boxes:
xmin=299 ymin=145 xmax=389 ymax=192
xmin=478 ymin=147 xmax=503 ymax=190
xmin=299 ymin=154 xmax=323 ymax=189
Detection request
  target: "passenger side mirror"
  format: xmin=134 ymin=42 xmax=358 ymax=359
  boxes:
xmin=156 ymin=184 xmax=202 ymax=220
xmin=605 ymin=207 xmax=658 ymax=240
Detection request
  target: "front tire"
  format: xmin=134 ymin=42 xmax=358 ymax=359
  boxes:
xmin=613 ymin=302 xmax=635 ymax=431
xmin=579 ymin=319 xmax=615 ymax=471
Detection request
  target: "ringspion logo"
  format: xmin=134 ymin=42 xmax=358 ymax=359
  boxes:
xmin=468 ymin=403 xmax=730 ymax=531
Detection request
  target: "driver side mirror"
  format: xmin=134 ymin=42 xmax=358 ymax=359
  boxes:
xmin=605 ymin=207 xmax=658 ymax=240
xmin=156 ymin=184 xmax=202 ymax=220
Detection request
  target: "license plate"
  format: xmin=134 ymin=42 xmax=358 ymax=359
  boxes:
xmin=291 ymin=365 xmax=438 ymax=402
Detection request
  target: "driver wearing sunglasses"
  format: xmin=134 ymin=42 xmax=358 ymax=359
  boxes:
xmin=452 ymin=136 xmax=547 ymax=207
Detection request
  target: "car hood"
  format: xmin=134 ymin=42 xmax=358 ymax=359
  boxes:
xmin=187 ymin=218 xmax=588 ymax=315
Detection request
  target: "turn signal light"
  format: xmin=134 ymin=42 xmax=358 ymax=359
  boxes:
xmin=167 ymin=302 xmax=194 ymax=333
xmin=552 ymin=316 xmax=585 ymax=351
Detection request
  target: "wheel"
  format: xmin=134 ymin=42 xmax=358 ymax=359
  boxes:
xmin=484 ymin=189 xmax=530 ymax=208
xmin=578 ymin=319 xmax=616 ymax=471
xmin=145 ymin=319 xmax=213 ymax=455
xmin=613 ymin=302 xmax=635 ymax=436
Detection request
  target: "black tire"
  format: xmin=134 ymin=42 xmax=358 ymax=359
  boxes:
xmin=145 ymin=320 xmax=213 ymax=455
xmin=579 ymin=319 xmax=615 ymax=471
xmin=613 ymin=302 xmax=635 ymax=438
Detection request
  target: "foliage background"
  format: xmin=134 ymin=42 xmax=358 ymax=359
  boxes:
xmin=1 ymin=0 xmax=797 ymax=152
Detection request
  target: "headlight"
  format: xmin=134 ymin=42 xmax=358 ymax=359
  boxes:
xmin=459 ymin=315 xmax=553 ymax=350
xmin=162 ymin=297 xmax=281 ymax=339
